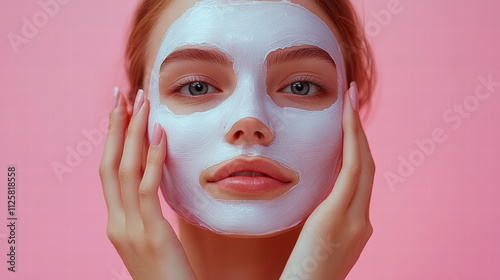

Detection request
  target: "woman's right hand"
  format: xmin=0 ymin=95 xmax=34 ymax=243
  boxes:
xmin=99 ymin=88 xmax=197 ymax=280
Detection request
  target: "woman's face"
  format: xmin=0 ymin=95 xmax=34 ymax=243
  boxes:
xmin=144 ymin=0 xmax=347 ymax=236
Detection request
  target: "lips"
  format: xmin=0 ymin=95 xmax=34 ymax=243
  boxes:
xmin=203 ymin=156 xmax=298 ymax=197
xmin=207 ymin=157 xmax=292 ymax=183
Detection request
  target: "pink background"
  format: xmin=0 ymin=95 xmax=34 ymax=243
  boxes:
xmin=1 ymin=0 xmax=499 ymax=279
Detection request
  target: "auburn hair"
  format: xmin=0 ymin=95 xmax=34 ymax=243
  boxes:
xmin=125 ymin=0 xmax=376 ymax=111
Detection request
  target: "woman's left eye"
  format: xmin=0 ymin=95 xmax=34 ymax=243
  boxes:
xmin=282 ymin=81 xmax=319 ymax=96
xmin=179 ymin=81 xmax=219 ymax=96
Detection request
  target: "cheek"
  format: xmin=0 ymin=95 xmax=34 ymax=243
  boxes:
xmin=149 ymin=106 xmax=225 ymax=160
xmin=273 ymin=106 xmax=343 ymax=166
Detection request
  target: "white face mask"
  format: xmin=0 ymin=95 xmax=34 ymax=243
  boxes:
xmin=148 ymin=0 xmax=347 ymax=236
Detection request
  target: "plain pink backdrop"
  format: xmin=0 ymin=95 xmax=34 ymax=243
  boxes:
xmin=1 ymin=0 xmax=499 ymax=279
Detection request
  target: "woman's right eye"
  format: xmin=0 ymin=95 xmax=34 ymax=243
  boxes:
xmin=179 ymin=81 xmax=219 ymax=96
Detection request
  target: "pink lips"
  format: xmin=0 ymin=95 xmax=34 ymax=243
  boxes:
xmin=204 ymin=157 xmax=297 ymax=196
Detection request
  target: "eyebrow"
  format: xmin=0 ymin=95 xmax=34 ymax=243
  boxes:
xmin=266 ymin=46 xmax=336 ymax=68
xmin=161 ymin=48 xmax=232 ymax=70
xmin=160 ymin=46 xmax=336 ymax=70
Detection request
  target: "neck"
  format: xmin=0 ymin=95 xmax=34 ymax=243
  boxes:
xmin=179 ymin=218 xmax=302 ymax=280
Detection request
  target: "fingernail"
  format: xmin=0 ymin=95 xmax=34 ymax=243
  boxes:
xmin=349 ymin=81 xmax=359 ymax=112
xmin=112 ymin=86 xmax=120 ymax=110
xmin=133 ymin=89 xmax=144 ymax=116
xmin=151 ymin=123 xmax=162 ymax=146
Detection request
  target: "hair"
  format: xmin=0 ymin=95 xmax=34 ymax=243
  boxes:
xmin=125 ymin=0 xmax=376 ymax=111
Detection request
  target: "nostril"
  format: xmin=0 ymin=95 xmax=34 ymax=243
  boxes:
xmin=224 ymin=117 xmax=274 ymax=146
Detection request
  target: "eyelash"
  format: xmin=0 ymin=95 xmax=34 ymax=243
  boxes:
xmin=168 ymin=75 xmax=220 ymax=100
xmin=281 ymin=75 xmax=331 ymax=98
xmin=167 ymin=75 xmax=331 ymax=99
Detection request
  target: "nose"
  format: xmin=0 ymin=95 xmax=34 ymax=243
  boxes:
xmin=224 ymin=117 xmax=274 ymax=147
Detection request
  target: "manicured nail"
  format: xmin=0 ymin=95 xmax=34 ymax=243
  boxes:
xmin=349 ymin=81 xmax=359 ymax=112
xmin=112 ymin=86 xmax=120 ymax=110
xmin=151 ymin=123 xmax=162 ymax=146
xmin=133 ymin=89 xmax=144 ymax=116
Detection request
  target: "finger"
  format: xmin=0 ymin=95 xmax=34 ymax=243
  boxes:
xmin=342 ymin=128 xmax=375 ymax=276
xmin=360 ymin=126 xmax=375 ymax=216
xmin=99 ymin=88 xmax=128 ymax=218
xmin=141 ymin=90 xmax=150 ymax=174
xmin=139 ymin=123 xmax=169 ymax=230
xmin=323 ymin=83 xmax=362 ymax=211
xmin=346 ymin=113 xmax=376 ymax=219
xmin=119 ymin=89 xmax=148 ymax=223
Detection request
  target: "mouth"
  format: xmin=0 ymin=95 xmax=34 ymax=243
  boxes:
xmin=228 ymin=171 xmax=271 ymax=178
xmin=202 ymin=156 xmax=298 ymax=199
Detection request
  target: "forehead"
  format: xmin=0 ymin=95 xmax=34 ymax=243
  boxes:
xmin=151 ymin=0 xmax=343 ymax=74
xmin=147 ymin=0 xmax=343 ymax=69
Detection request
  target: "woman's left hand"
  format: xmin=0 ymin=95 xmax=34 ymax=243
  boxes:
xmin=280 ymin=83 xmax=375 ymax=280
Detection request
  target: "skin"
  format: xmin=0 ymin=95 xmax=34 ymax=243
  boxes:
xmin=99 ymin=0 xmax=375 ymax=279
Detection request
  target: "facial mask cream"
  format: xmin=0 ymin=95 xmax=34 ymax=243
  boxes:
xmin=148 ymin=0 xmax=347 ymax=235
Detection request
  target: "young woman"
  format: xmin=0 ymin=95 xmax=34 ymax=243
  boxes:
xmin=99 ymin=0 xmax=376 ymax=279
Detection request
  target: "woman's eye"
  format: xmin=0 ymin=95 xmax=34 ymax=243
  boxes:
xmin=179 ymin=81 xmax=218 ymax=96
xmin=282 ymin=81 xmax=319 ymax=96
